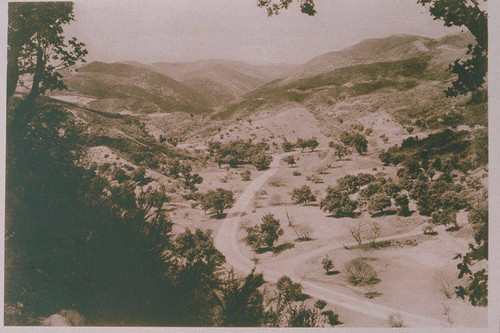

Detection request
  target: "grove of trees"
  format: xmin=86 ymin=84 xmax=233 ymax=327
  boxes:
xmin=209 ymin=139 xmax=272 ymax=170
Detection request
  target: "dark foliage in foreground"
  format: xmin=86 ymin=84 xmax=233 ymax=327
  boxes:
xmin=5 ymin=102 xmax=224 ymax=326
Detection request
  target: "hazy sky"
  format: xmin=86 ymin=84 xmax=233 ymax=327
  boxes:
xmin=65 ymin=0 xmax=463 ymax=65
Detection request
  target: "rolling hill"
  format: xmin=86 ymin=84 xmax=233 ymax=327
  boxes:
xmin=61 ymin=61 xmax=212 ymax=114
xmin=216 ymin=32 xmax=483 ymax=125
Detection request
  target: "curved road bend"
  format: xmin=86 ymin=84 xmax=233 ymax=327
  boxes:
xmin=214 ymin=152 xmax=449 ymax=327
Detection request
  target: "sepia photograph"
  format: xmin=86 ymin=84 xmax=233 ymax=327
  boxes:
xmin=3 ymin=0 xmax=493 ymax=329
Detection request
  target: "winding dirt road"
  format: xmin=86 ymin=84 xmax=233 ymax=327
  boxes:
xmin=214 ymin=153 xmax=449 ymax=327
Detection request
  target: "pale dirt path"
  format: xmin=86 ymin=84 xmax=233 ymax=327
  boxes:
xmin=214 ymin=151 xmax=450 ymax=328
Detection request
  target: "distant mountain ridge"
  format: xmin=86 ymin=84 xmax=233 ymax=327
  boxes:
xmin=216 ymin=32 xmax=476 ymax=123
xmin=288 ymin=32 xmax=474 ymax=81
xmin=60 ymin=32 xmax=473 ymax=118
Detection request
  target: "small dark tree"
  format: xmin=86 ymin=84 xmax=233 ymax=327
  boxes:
xmin=201 ymin=188 xmax=235 ymax=216
xmin=454 ymin=202 xmax=487 ymax=306
xmin=395 ymin=194 xmax=411 ymax=216
xmin=260 ymin=214 xmax=284 ymax=248
xmin=282 ymin=155 xmax=296 ymax=167
xmin=292 ymin=185 xmax=316 ymax=205
xmin=322 ymin=255 xmax=334 ymax=275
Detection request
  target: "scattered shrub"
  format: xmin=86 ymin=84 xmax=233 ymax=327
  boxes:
xmin=240 ymin=170 xmax=251 ymax=181
xmin=293 ymin=171 xmax=302 ymax=176
xmin=269 ymin=175 xmax=284 ymax=187
xmin=306 ymin=174 xmax=323 ymax=184
xmin=282 ymin=140 xmax=295 ymax=152
xmin=387 ymin=313 xmax=405 ymax=327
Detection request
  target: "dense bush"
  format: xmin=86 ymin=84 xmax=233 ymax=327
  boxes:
xmin=395 ymin=194 xmax=411 ymax=216
xmin=292 ymin=185 xmax=316 ymax=205
xmin=241 ymin=170 xmax=252 ymax=181
xmin=252 ymin=153 xmax=273 ymax=171
xmin=209 ymin=139 xmax=270 ymax=168
xmin=339 ymin=132 xmax=367 ymax=154
xmin=344 ymin=258 xmax=378 ymax=286
xmin=245 ymin=214 xmax=284 ymax=250
xmin=320 ymin=187 xmax=357 ymax=216
xmin=368 ymin=192 xmax=392 ymax=214
xmin=379 ymin=129 xmax=487 ymax=173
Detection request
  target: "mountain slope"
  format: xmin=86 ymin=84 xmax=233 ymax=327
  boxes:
xmin=214 ymin=32 xmax=485 ymax=144
xmin=63 ymin=61 xmax=211 ymax=114
xmin=288 ymin=32 xmax=474 ymax=80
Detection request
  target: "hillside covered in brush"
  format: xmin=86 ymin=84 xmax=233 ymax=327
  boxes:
xmin=60 ymin=62 xmax=211 ymax=115
xmin=216 ymin=32 xmax=486 ymax=140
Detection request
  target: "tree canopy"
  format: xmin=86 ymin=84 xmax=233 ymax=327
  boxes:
xmin=7 ymin=2 xmax=87 ymax=104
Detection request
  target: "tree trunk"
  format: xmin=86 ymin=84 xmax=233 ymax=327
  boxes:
xmin=22 ymin=47 xmax=46 ymax=107
xmin=6 ymin=47 xmax=20 ymax=101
